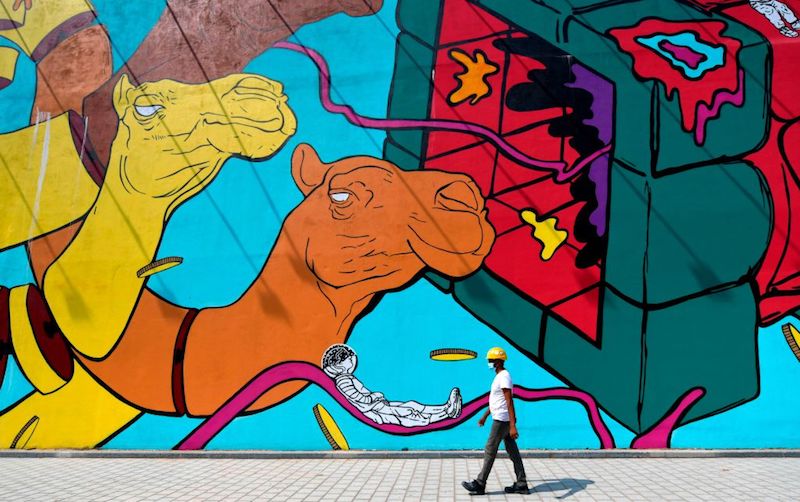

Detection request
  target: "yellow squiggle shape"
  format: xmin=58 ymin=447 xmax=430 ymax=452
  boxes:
xmin=447 ymin=48 xmax=499 ymax=106
xmin=520 ymin=209 xmax=568 ymax=261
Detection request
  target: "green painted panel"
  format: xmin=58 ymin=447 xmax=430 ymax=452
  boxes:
xmin=543 ymin=288 xmax=645 ymax=431
xmin=642 ymin=284 xmax=759 ymax=427
xmin=453 ymin=270 xmax=544 ymax=359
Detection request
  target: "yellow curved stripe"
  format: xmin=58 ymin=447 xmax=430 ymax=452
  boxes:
xmin=313 ymin=403 xmax=349 ymax=450
xmin=0 ymin=364 xmax=141 ymax=449
xmin=8 ymin=285 xmax=67 ymax=394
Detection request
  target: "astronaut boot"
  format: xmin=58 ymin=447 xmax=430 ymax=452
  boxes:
xmin=445 ymin=388 xmax=462 ymax=418
xmin=779 ymin=26 xmax=799 ymax=37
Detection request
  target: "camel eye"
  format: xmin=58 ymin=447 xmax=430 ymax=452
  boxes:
xmin=135 ymin=104 xmax=163 ymax=117
xmin=133 ymin=98 xmax=164 ymax=117
xmin=330 ymin=192 xmax=351 ymax=203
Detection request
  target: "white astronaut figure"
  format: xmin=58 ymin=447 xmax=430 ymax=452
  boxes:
xmin=322 ymin=344 xmax=462 ymax=427
xmin=749 ymin=0 xmax=800 ymax=37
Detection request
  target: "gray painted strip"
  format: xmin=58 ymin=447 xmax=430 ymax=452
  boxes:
xmin=1 ymin=449 xmax=799 ymax=459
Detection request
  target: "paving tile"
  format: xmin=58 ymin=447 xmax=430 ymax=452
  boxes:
xmin=1 ymin=457 xmax=800 ymax=500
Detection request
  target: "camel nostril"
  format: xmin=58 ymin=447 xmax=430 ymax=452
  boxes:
xmin=435 ymin=181 xmax=480 ymax=212
xmin=233 ymin=76 xmax=283 ymax=97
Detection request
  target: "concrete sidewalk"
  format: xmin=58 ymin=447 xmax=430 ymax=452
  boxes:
xmin=0 ymin=454 xmax=798 ymax=501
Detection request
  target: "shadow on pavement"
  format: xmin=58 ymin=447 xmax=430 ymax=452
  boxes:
xmin=531 ymin=478 xmax=595 ymax=499
xmin=474 ymin=478 xmax=594 ymax=498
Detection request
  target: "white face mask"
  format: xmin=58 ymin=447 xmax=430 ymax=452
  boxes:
xmin=488 ymin=362 xmax=495 ymax=370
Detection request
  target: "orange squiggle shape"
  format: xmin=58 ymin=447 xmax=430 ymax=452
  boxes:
xmin=447 ymin=49 xmax=500 ymax=106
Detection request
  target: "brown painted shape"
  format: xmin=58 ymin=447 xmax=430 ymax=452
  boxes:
xmin=82 ymin=0 xmax=383 ymax=168
xmin=26 ymin=285 xmax=73 ymax=381
xmin=32 ymin=25 xmax=111 ymax=119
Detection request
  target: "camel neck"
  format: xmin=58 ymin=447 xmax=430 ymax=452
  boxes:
xmin=255 ymin=233 xmax=376 ymax=340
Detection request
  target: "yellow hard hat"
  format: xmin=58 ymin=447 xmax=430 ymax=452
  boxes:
xmin=486 ymin=347 xmax=507 ymax=361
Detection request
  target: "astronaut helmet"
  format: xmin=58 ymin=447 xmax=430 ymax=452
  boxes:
xmin=322 ymin=343 xmax=358 ymax=377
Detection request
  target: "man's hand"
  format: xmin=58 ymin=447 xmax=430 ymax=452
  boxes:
xmin=510 ymin=424 xmax=519 ymax=440
xmin=478 ymin=416 xmax=486 ymax=427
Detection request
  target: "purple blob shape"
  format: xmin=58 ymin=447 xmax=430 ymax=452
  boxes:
xmin=567 ymin=63 xmax=614 ymax=237
xmin=658 ymin=40 xmax=707 ymax=70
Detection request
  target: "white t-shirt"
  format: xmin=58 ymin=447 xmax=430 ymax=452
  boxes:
xmin=489 ymin=369 xmax=512 ymax=421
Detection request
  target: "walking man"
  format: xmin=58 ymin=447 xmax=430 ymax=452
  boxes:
xmin=462 ymin=347 xmax=529 ymax=495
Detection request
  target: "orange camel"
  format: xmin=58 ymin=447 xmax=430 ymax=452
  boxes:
xmin=3 ymin=143 xmax=494 ymax=447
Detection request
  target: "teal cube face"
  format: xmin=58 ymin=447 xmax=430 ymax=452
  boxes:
xmin=453 ymin=270 xmax=544 ymax=359
xmin=396 ymin=0 xmax=443 ymax=44
xmin=574 ymin=1 xmax=769 ymax=172
xmin=604 ymin=165 xmax=649 ymax=302
xmin=383 ymin=138 xmax=422 ymax=170
xmin=651 ymin=35 xmax=769 ymax=173
xmin=475 ymin=0 xmax=563 ymax=41
xmin=385 ymin=33 xmax=436 ymax=158
xmin=641 ymin=284 xmax=759 ymax=428
xmin=542 ymin=289 xmax=645 ymax=430
xmin=645 ymin=161 xmax=771 ymax=304
xmin=604 ymin=161 xmax=771 ymax=305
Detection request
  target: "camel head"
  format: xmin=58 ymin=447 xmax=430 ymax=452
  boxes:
xmin=288 ymin=144 xmax=495 ymax=295
xmin=110 ymin=73 xmax=296 ymax=212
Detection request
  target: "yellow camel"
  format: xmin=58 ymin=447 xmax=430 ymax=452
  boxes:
xmin=0 ymin=73 xmax=295 ymax=427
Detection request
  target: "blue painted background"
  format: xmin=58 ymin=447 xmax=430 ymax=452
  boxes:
xmin=1 ymin=0 xmax=799 ymax=450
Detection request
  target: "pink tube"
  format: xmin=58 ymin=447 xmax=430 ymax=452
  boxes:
xmin=176 ymin=361 xmax=615 ymax=450
xmin=630 ymin=387 xmax=705 ymax=449
xmin=273 ymin=41 xmax=611 ymax=182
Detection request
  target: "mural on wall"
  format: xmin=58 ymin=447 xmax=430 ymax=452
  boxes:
xmin=0 ymin=0 xmax=799 ymax=450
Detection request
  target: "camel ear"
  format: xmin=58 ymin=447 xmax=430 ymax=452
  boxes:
xmin=291 ymin=143 xmax=331 ymax=196
xmin=112 ymin=74 xmax=134 ymax=117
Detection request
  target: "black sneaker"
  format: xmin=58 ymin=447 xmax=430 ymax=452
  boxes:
xmin=462 ymin=480 xmax=486 ymax=495
xmin=504 ymin=483 xmax=529 ymax=494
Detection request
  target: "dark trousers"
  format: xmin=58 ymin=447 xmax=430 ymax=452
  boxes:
xmin=476 ymin=419 xmax=527 ymax=486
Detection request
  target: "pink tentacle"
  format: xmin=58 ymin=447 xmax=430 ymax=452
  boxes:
xmin=630 ymin=387 xmax=706 ymax=449
xmin=175 ymin=361 xmax=615 ymax=450
xmin=273 ymin=41 xmax=612 ymax=181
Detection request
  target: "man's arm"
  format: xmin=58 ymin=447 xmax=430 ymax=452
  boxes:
xmin=478 ymin=409 xmax=491 ymax=426
xmin=502 ymin=388 xmax=519 ymax=439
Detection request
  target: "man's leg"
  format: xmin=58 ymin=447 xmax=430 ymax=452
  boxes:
xmin=477 ymin=421 xmax=509 ymax=485
xmin=503 ymin=433 xmax=529 ymax=488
